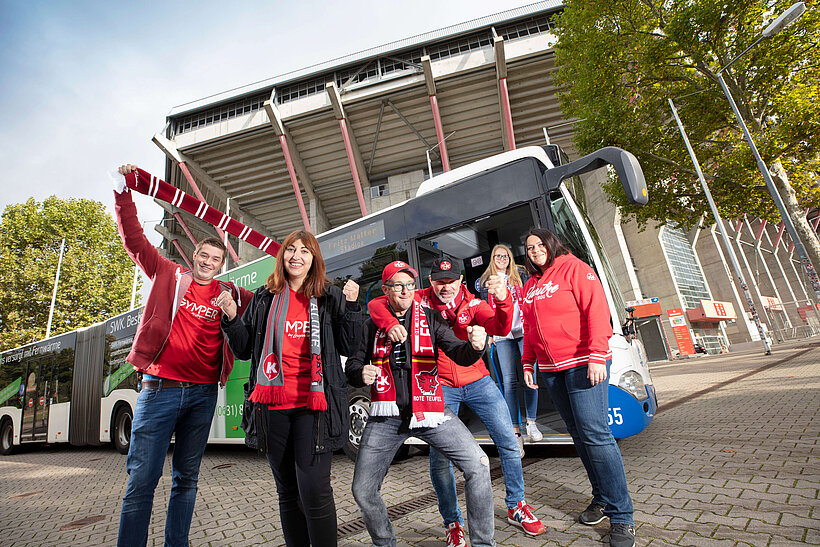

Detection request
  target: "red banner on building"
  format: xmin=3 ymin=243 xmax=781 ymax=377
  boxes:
xmin=667 ymin=308 xmax=695 ymax=355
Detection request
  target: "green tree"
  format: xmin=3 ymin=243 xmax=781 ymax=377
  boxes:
xmin=554 ymin=0 xmax=820 ymax=268
xmin=0 ymin=197 xmax=139 ymax=351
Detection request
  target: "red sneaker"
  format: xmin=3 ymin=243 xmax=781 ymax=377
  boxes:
xmin=445 ymin=521 xmax=466 ymax=547
xmin=507 ymin=501 xmax=547 ymax=536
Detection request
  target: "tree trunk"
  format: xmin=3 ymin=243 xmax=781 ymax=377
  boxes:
xmin=770 ymin=159 xmax=820 ymax=301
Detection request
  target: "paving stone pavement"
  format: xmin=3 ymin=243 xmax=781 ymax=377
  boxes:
xmin=1 ymin=339 xmax=818 ymax=546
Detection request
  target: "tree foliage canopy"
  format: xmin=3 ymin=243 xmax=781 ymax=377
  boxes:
xmin=0 ymin=197 xmax=139 ymax=351
xmin=554 ymin=0 xmax=820 ymax=228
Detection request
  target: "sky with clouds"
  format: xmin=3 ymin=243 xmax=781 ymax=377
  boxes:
xmin=0 ymin=0 xmax=539 ymax=300
xmin=0 ymin=0 xmax=539 ymax=221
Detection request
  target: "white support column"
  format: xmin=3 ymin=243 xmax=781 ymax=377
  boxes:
xmin=613 ymin=209 xmax=642 ymax=300
xmin=745 ymin=217 xmax=792 ymax=328
xmin=762 ymin=223 xmax=799 ymax=326
xmin=734 ymin=221 xmax=774 ymax=330
xmin=710 ymin=223 xmax=758 ymax=341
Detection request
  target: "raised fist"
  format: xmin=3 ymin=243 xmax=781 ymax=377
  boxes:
xmin=215 ymin=290 xmax=237 ymax=321
xmin=387 ymin=324 xmax=407 ymax=343
xmin=343 ymin=279 xmax=360 ymax=302
xmin=361 ymin=363 xmax=379 ymax=385
xmin=485 ymin=274 xmax=508 ymax=300
xmin=466 ymin=325 xmax=487 ymax=351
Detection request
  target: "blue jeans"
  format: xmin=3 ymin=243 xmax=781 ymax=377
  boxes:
xmin=540 ymin=363 xmax=633 ymax=524
xmin=118 ymin=378 xmax=217 ymax=547
xmin=430 ymin=375 xmax=525 ymax=525
xmin=352 ymin=406 xmax=495 ymax=547
xmin=495 ymin=338 xmax=538 ymax=426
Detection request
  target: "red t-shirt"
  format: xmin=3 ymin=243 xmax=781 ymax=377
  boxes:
xmin=272 ymin=288 xmax=313 ymax=409
xmin=148 ymin=280 xmax=224 ymax=383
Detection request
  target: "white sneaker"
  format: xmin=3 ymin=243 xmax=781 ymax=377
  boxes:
xmin=445 ymin=521 xmax=466 ymax=547
xmin=516 ymin=433 xmax=525 ymax=458
xmin=526 ymin=421 xmax=543 ymax=442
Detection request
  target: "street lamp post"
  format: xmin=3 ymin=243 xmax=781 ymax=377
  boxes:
xmin=45 ymin=238 xmax=66 ymax=339
xmin=715 ymin=2 xmax=820 ymax=302
xmin=669 ymin=99 xmax=772 ymax=354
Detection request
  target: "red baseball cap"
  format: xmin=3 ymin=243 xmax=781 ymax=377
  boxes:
xmin=381 ymin=260 xmax=418 ymax=284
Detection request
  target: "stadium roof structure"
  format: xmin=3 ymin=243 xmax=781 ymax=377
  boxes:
xmin=151 ymin=0 xmax=576 ymax=266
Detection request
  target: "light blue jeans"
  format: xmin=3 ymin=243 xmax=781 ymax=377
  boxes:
xmin=495 ymin=337 xmax=538 ymax=426
xmin=118 ymin=377 xmax=217 ymax=547
xmin=352 ymin=406 xmax=495 ymax=547
xmin=540 ymin=362 xmax=633 ymax=524
xmin=430 ymin=375 xmax=525 ymax=525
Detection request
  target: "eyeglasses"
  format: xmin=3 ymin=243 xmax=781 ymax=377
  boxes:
xmin=493 ymin=254 xmax=510 ymax=260
xmin=385 ymin=281 xmax=416 ymax=292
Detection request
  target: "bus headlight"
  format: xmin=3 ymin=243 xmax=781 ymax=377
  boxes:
xmin=617 ymin=371 xmax=646 ymax=400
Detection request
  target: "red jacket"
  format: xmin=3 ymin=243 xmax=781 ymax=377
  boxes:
xmin=368 ymin=285 xmax=512 ymax=387
xmin=115 ymin=190 xmax=252 ymax=386
xmin=521 ymin=253 xmax=612 ymax=373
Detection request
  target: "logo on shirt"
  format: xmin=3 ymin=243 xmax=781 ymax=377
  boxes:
xmin=285 ymin=320 xmax=309 ymax=339
xmin=587 ymin=272 xmax=596 ymax=281
xmin=415 ymin=369 xmax=440 ymax=395
xmin=524 ymin=281 xmax=560 ymax=303
xmin=179 ymin=297 xmax=220 ymax=321
xmin=375 ymin=368 xmax=391 ymax=393
xmin=262 ymin=354 xmax=279 ymax=381
xmin=457 ymin=312 xmax=470 ymax=325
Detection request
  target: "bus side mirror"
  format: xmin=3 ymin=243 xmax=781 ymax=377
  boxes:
xmin=543 ymin=146 xmax=648 ymax=206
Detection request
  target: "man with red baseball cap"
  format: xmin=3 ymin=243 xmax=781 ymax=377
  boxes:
xmin=368 ymin=257 xmax=546 ymax=545
xmin=346 ymin=261 xmax=497 ymax=547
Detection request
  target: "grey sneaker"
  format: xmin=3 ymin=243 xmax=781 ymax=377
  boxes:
xmin=578 ymin=502 xmax=606 ymax=525
xmin=516 ymin=433 xmax=525 ymax=458
xmin=609 ymin=523 xmax=635 ymax=547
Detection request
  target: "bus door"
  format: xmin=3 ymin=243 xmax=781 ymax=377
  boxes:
xmin=410 ymin=202 xmax=571 ymax=442
xmin=20 ymin=354 xmax=52 ymax=442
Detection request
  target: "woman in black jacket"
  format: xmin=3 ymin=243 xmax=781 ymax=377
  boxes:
xmin=218 ymin=230 xmax=361 ymax=547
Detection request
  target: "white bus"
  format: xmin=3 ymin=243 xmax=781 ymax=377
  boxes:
xmin=310 ymin=144 xmax=657 ymax=458
xmin=0 ymin=144 xmax=657 ymax=458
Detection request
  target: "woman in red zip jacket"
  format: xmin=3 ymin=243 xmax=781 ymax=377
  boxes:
xmin=520 ymin=227 xmax=636 ymax=547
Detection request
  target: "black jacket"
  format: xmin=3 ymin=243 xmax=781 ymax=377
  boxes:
xmin=222 ymin=283 xmax=362 ymax=453
xmin=345 ymin=306 xmax=482 ymax=414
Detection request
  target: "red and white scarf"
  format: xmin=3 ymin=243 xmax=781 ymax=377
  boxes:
xmin=122 ymin=168 xmax=280 ymax=256
xmin=249 ymin=287 xmax=326 ymax=411
xmin=370 ymin=301 xmax=446 ymax=428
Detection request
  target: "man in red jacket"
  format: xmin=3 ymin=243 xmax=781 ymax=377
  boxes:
xmin=113 ymin=164 xmax=251 ymax=547
xmin=369 ymin=258 xmax=546 ymax=546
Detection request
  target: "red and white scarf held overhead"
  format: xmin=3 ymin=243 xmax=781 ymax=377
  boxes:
xmin=369 ymin=300 xmax=446 ymax=428
xmin=122 ymin=168 xmax=280 ymax=256
xmin=249 ymin=287 xmax=326 ymax=411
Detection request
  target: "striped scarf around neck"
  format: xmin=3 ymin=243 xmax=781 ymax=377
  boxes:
xmin=249 ymin=286 xmax=326 ymax=411
xmin=370 ymin=300 xmax=446 ymax=428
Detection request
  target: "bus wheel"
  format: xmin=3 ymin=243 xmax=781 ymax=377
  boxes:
xmin=342 ymin=395 xmax=413 ymax=463
xmin=112 ymin=406 xmax=132 ymax=455
xmin=344 ymin=395 xmax=370 ymax=462
xmin=0 ymin=418 xmax=14 ymax=456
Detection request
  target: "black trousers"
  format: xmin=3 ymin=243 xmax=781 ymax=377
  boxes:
xmin=264 ymin=407 xmax=337 ymax=546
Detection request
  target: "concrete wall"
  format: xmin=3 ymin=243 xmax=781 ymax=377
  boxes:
xmin=370 ymin=169 xmax=426 ymax=211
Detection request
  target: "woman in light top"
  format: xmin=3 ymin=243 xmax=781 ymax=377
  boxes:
xmin=479 ymin=244 xmax=542 ymax=444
